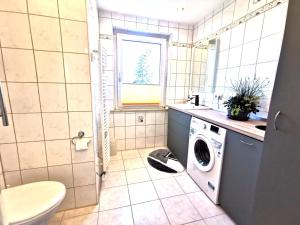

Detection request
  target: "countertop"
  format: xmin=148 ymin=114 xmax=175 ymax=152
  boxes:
xmin=168 ymin=104 xmax=266 ymax=141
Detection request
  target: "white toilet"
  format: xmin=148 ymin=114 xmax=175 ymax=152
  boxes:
xmin=0 ymin=181 xmax=66 ymax=225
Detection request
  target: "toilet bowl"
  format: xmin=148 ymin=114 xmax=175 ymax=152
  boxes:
xmin=0 ymin=181 xmax=66 ymax=225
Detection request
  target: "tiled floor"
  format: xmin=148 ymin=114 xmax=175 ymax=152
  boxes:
xmin=48 ymin=148 xmax=236 ymax=225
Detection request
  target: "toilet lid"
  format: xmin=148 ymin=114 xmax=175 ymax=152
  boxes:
xmin=1 ymin=181 xmax=66 ymax=225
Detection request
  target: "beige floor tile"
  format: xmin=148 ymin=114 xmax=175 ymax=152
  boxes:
xmin=174 ymin=175 xmax=201 ymax=193
xmin=172 ymin=171 xmax=188 ymax=177
xmin=153 ymin=177 xmax=184 ymax=198
xmin=146 ymin=166 xmax=173 ymax=180
xmin=98 ymin=206 xmax=134 ymax=225
xmin=99 ymin=186 xmax=130 ymax=211
xmin=124 ymin=158 xmax=145 ymax=170
xmin=110 ymin=151 xmax=123 ymax=161
xmin=132 ymin=200 xmax=170 ymax=225
xmin=122 ymin=150 xmax=140 ymax=159
xmin=125 ymin=168 xmax=150 ymax=184
xmin=47 ymin=212 xmax=64 ymax=225
xmin=128 ymin=181 xmax=158 ymax=204
xmin=138 ymin=148 xmax=154 ymax=157
xmin=161 ymin=195 xmax=202 ymax=225
xmin=187 ymin=192 xmax=224 ymax=219
xmin=60 ymin=213 xmax=98 ymax=225
xmin=141 ymin=156 xmax=151 ymax=167
xmin=102 ymin=171 xmax=127 ymax=189
xmin=204 ymin=214 xmax=236 ymax=225
xmin=63 ymin=205 xmax=99 ymax=219
xmin=185 ymin=220 xmax=206 ymax=225
xmin=107 ymin=160 xmax=124 ymax=172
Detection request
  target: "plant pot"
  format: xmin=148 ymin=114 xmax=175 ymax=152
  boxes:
xmin=227 ymin=109 xmax=250 ymax=121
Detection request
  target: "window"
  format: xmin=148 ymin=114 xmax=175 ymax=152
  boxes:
xmin=115 ymin=30 xmax=168 ymax=108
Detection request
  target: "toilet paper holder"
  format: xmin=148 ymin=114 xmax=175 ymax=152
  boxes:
xmin=72 ymin=131 xmax=85 ymax=145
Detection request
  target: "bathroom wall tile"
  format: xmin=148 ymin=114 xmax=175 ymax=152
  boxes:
xmin=0 ymin=114 xmax=15 ymax=143
xmin=43 ymin=113 xmax=70 ymax=140
xmin=219 ymin=30 xmax=231 ymax=51
xmin=69 ymin=112 xmax=93 ymax=138
xmin=125 ymin=138 xmax=135 ymax=150
xmin=18 ymin=141 xmax=47 ymax=169
xmin=49 ymin=164 xmax=74 ymax=188
xmin=233 ymin=0 xmax=249 ymax=21
xmin=39 ymin=83 xmax=67 ymax=112
xmin=0 ymin=0 xmax=27 ymax=13
xmin=155 ymin=125 xmax=165 ymax=136
xmin=125 ymin=113 xmax=136 ymax=126
xmin=230 ymin=23 xmax=245 ymax=48
xmin=262 ymin=2 xmax=288 ymax=38
xmin=45 ymin=139 xmax=71 ymax=166
xmin=60 ymin=20 xmax=88 ymax=53
xmin=35 ymin=51 xmax=65 ymax=83
xmin=257 ymin=33 xmax=284 ymax=63
xmin=2 ymin=48 xmax=37 ymax=82
xmin=66 ymin=84 xmax=92 ymax=111
xmin=221 ymin=2 xmax=234 ymax=28
xmin=241 ymin=40 xmax=259 ymax=66
xmin=59 ymin=188 xmax=76 ymax=210
xmin=73 ymin=162 xmax=95 ymax=186
xmin=146 ymin=125 xmax=155 ymax=137
xmin=114 ymin=112 xmax=125 ymax=126
xmin=244 ymin=13 xmax=264 ymax=43
xmin=21 ymin=167 xmax=48 ymax=184
xmin=75 ymin=185 xmax=97 ymax=207
xmin=155 ymin=136 xmax=165 ymax=147
xmin=146 ymin=137 xmax=155 ymax=148
xmin=155 ymin=111 xmax=165 ymax=124
xmin=8 ymin=83 xmax=40 ymax=113
xmin=115 ymin=126 xmax=125 ymax=139
xmin=227 ymin=46 xmax=242 ymax=68
xmin=136 ymin=126 xmax=145 ymax=138
xmin=14 ymin=113 xmax=44 ymax=142
xmin=0 ymin=12 xmax=32 ymax=48
xmin=30 ymin=15 xmax=62 ymax=51
xmin=28 ymin=0 xmax=58 ymax=17
xmin=71 ymin=138 xmax=95 ymax=163
xmin=0 ymin=143 xmax=20 ymax=172
xmin=64 ymin=53 xmax=90 ymax=83
xmin=146 ymin=112 xmax=155 ymax=125
xmin=4 ymin=171 xmax=22 ymax=187
xmin=125 ymin=126 xmax=135 ymax=139
xmin=58 ymin=0 xmax=87 ymax=21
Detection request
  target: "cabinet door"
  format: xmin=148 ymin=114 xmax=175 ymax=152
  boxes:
xmin=219 ymin=130 xmax=263 ymax=225
xmin=167 ymin=109 xmax=191 ymax=167
xmin=251 ymin=1 xmax=300 ymax=224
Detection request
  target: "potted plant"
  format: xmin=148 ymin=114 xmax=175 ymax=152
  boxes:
xmin=224 ymin=78 xmax=269 ymax=121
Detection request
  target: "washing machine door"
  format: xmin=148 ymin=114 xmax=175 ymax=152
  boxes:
xmin=192 ymin=135 xmax=215 ymax=172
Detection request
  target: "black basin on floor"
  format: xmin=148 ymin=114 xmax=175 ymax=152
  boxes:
xmin=255 ymin=125 xmax=267 ymax=131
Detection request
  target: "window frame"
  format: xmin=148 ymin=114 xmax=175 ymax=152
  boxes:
xmin=114 ymin=29 xmax=169 ymax=109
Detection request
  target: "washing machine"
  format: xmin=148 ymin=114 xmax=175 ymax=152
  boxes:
xmin=187 ymin=117 xmax=226 ymax=204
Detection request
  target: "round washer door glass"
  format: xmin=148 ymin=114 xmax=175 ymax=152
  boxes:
xmin=193 ymin=136 xmax=215 ymax=172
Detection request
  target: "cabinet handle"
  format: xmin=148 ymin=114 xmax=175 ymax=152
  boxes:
xmin=240 ymin=140 xmax=254 ymax=146
xmin=273 ymin=110 xmax=281 ymax=131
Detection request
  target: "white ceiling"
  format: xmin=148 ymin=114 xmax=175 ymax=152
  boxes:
xmin=97 ymin=0 xmax=224 ymax=24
